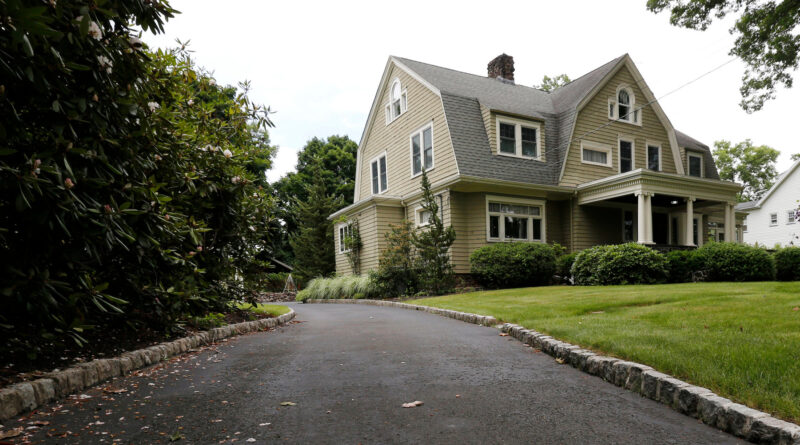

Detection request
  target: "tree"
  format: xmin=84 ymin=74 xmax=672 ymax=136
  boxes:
xmin=289 ymin=171 xmax=342 ymax=281
xmin=712 ymin=139 xmax=780 ymax=201
xmin=647 ymin=0 xmax=800 ymax=112
xmin=412 ymin=170 xmax=456 ymax=295
xmin=535 ymin=74 xmax=571 ymax=92
xmin=791 ymin=153 xmax=800 ymax=162
xmin=375 ymin=220 xmax=418 ymax=297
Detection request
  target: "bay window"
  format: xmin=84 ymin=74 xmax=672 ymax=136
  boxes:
xmin=486 ymin=196 xmax=545 ymax=242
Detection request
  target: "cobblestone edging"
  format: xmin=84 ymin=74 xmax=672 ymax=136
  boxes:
xmin=305 ymin=299 xmax=498 ymax=326
xmin=306 ymin=299 xmax=800 ymax=444
xmin=0 ymin=309 xmax=296 ymax=421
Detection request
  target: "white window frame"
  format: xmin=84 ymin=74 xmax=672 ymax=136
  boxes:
xmin=580 ymin=140 xmax=613 ymax=168
xmin=646 ymin=142 xmax=662 ymax=171
xmin=337 ymin=222 xmax=353 ymax=254
xmin=369 ymin=152 xmax=388 ymax=195
xmin=787 ymin=210 xmax=796 ymax=225
xmin=385 ymin=78 xmax=408 ymax=124
xmin=485 ymin=195 xmax=546 ymax=243
xmin=494 ymin=117 xmax=543 ymax=160
xmin=687 ymin=151 xmax=704 ymax=178
xmin=742 ymin=216 xmax=748 ymax=233
xmin=618 ymin=136 xmax=635 ymax=174
xmin=409 ymin=122 xmax=434 ymax=177
xmin=609 ymin=86 xmax=642 ymax=126
xmin=415 ymin=206 xmax=432 ymax=227
xmin=769 ymin=213 xmax=778 ymax=226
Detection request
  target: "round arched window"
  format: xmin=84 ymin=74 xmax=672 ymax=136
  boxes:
xmin=617 ymin=89 xmax=631 ymax=121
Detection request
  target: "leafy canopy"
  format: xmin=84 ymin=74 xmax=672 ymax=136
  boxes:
xmin=647 ymin=0 xmax=800 ymax=112
xmin=535 ymin=74 xmax=571 ymax=92
xmin=712 ymin=139 xmax=779 ymax=201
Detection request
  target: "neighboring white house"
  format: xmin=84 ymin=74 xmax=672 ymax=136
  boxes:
xmin=737 ymin=160 xmax=800 ymax=247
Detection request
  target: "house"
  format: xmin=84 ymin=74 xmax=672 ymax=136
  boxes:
xmin=330 ymin=53 xmax=744 ymax=275
xmin=737 ymin=160 xmax=800 ymax=247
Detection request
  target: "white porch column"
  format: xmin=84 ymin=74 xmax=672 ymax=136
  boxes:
xmin=645 ymin=193 xmax=654 ymax=244
xmin=725 ymin=202 xmax=735 ymax=242
xmin=636 ymin=192 xmax=647 ymax=244
xmin=684 ymin=197 xmax=695 ymax=246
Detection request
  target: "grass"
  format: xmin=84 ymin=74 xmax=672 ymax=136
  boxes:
xmin=414 ymin=282 xmax=800 ymax=423
xmin=236 ymin=302 xmax=291 ymax=316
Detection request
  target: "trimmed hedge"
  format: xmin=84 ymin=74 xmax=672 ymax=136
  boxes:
xmin=774 ymin=247 xmax=800 ymax=281
xmin=695 ymin=242 xmax=775 ymax=282
xmin=469 ymin=243 xmax=558 ymax=289
xmin=665 ymin=250 xmax=703 ymax=283
xmin=572 ymin=243 xmax=668 ymax=285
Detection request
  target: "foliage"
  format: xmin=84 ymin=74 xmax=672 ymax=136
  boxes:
xmin=296 ymin=275 xmax=380 ymax=301
xmin=695 ymin=242 xmax=775 ymax=281
xmin=556 ymin=252 xmax=578 ymax=281
xmin=259 ymin=272 xmax=302 ymax=292
xmin=0 ymin=2 xmax=276 ymax=359
xmin=289 ymin=171 xmax=342 ymax=282
xmin=572 ymin=243 xmax=668 ymax=285
xmin=375 ymin=220 xmax=418 ymax=298
xmin=712 ymin=139 xmax=780 ymax=201
xmin=235 ymin=302 xmax=290 ymax=316
xmin=774 ymin=247 xmax=800 ymax=281
xmin=411 ymin=170 xmax=456 ymax=295
xmin=647 ymin=0 xmax=800 ymax=112
xmin=470 ymin=243 xmax=557 ymax=289
xmin=535 ymin=74 xmax=571 ymax=92
xmin=792 ymin=153 xmax=800 ymax=162
xmin=341 ymin=219 xmax=363 ymax=275
xmin=665 ymin=249 xmax=703 ymax=283
xmin=270 ymin=135 xmax=358 ymax=264
xmin=188 ymin=312 xmax=226 ymax=330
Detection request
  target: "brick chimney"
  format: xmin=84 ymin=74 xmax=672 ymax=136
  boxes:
xmin=487 ymin=54 xmax=515 ymax=84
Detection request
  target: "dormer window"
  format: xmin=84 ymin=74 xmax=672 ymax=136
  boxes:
xmin=495 ymin=117 xmax=542 ymax=160
xmin=609 ymin=86 xmax=641 ymax=125
xmin=385 ymin=79 xmax=407 ymax=124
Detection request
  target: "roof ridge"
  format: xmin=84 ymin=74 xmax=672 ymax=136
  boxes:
xmin=550 ymin=54 xmax=627 ymax=94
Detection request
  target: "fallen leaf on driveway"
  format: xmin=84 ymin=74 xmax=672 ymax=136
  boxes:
xmin=0 ymin=428 xmax=23 ymax=439
xmin=246 ymin=439 xmax=256 ymax=443
xmin=280 ymin=402 xmax=296 ymax=406
xmin=402 ymin=401 xmax=424 ymax=408
xmin=169 ymin=431 xmax=184 ymax=442
xmin=555 ymin=358 xmax=566 ymax=364
xmin=498 ymin=333 xmax=508 ymax=337
xmin=259 ymin=423 xmax=271 ymax=426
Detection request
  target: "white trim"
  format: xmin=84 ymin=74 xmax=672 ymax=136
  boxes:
xmin=409 ymin=121 xmax=435 ymax=177
xmin=646 ymin=141 xmax=662 ymax=172
xmin=386 ymin=78 xmax=408 ymax=124
xmin=414 ymin=206 xmax=432 ymax=227
xmin=494 ymin=116 xmax=543 ymax=161
xmin=687 ymin=151 xmax=704 ymax=178
xmin=787 ymin=209 xmax=797 ymax=225
xmin=618 ymin=135 xmax=635 ymax=174
xmin=613 ymin=85 xmax=642 ymax=126
xmin=369 ymin=151 xmax=388 ymax=195
xmin=485 ymin=195 xmax=546 ymax=243
xmin=337 ymin=222 xmax=353 ymax=254
xmin=580 ymin=140 xmax=613 ymax=168
xmin=752 ymin=159 xmax=800 ymax=208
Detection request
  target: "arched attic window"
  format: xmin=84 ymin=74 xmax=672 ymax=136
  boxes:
xmin=609 ymin=86 xmax=641 ymax=125
xmin=385 ymin=79 xmax=407 ymax=123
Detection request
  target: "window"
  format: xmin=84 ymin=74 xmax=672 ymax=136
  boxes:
xmin=742 ymin=216 xmax=748 ymax=232
xmin=580 ymin=141 xmax=612 ymax=167
xmin=416 ymin=207 xmax=432 ymax=227
xmin=495 ymin=118 xmax=541 ymax=159
xmin=385 ymin=79 xmax=407 ymax=123
xmin=688 ymin=152 xmax=703 ymax=177
xmin=647 ymin=144 xmax=661 ymax=171
xmin=370 ymin=154 xmax=388 ymax=194
xmin=610 ymin=87 xmax=641 ymax=125
xmin=787 ymin=210 xmax=796 ymax=224
xmin=618 ymin=89 xmax=631 ymax=121
xmin=338 ymin=223 xmax=353 ymax=253
xmin=770 ymin=213 xmax=778 ymax=226
xmin=486 ymin=196 xmax=545 ymax=242
xmin=619 ymin=139 xmax=633 ymax=173
xmin=623 ymin=210 xmax=634 ymax=242
xmin=410 ymin=124 xmax=433 ymax=176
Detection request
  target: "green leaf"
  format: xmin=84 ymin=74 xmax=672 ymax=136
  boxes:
xmin=22 ymin=34 xmax=34 ymax=57
xmin=0 ymin=148 xmax=17 ymax=156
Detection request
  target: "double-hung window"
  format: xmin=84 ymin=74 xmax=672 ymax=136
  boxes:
xmin=619 ymin=138 xmax=634 ymax=173
xmin=496 ymin=118 xmax=541 ymax=159
xmin=770 ymin=213 xmax=778 ymax=226
xmin=787 ymin=210 xmax=796 ymax=224
xmin=647 ymin=144 xmax=661 ymax=171
xmin=338 ymin=223 xmax=353 ymax=253
xmin=370 ymin=154 xmax=388 ymax=194
xmin=385 ymin=79 xmax=407 ymax=124
xmin=687 ymin=152 xmax=703 ymax=177
xmin=486 ymin=196 xmax=545 ymax=242
xmin=411 ymin=124 xmax=433 ymax=176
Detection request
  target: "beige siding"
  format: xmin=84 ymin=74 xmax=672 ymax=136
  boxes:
xmin=571 ymin=203 xmax=624 ymax=251
xmin=480 ymin=105 xmax=546 ymax=162
xmin=546 ymin=200 xmax=570 ymax=251
xmin=375 ymin=205 xmax=406 ymax=266
xmin=560 ymin=65 xmax=678 ymax=187
xmin=357 ymin=65 xmax=457 ymax=200
xmin=334 ymin=205 xmax=404 ymax=275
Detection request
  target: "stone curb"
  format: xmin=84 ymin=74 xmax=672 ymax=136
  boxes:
xmin=0 ymin=309 xmax=296 ymax=421
xmin=306 ymin=299 xmax=800 ymax=444
xmin=305 ymin=299 xmax=498 ymax=327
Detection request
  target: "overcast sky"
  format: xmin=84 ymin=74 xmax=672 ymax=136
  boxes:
xmin=147 ymin=0 xmax=799 ymax=182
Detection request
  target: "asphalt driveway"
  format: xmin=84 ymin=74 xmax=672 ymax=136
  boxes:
xmin=16 ymin=303 xmax=742 ymax=444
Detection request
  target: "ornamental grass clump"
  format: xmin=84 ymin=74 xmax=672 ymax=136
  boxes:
xmin=296 ymin=275 xmax=379 ymax=301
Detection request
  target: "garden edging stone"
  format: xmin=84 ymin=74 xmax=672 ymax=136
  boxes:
xmin=306 ymin=299 xmax=800 ymax=445
xmin=0 ymin=309 xmax=295 ymax=421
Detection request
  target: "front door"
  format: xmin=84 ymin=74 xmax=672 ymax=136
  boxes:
xmin=653 ymin=213 xmax=669 ymax=244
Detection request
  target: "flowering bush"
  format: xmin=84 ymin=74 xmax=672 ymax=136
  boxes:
xmin=0 ymin=2 xmax=276 ymax=358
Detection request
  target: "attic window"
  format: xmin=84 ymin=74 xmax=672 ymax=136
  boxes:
xmin=609 ymin=86 xmax=641 ymax=125
xmin=688 ymin=152 xmax=703 ymax=177
xmin=385 ymin=79 xmax=407 ymax=124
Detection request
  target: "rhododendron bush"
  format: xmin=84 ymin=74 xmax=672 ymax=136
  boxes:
xmin=0 ymin=1 xmax=276 ymax=357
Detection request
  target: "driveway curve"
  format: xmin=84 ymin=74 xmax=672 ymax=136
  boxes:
xmin=20 ymin=303 xmax=742 ymax=444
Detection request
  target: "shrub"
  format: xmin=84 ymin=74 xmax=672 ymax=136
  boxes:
xmin=665 ymin=250 xmax=704 ymax=283
xmin=556 ymin=252 xmax=578 ymax=281
xmin=296 ymin=275 xmax=380 ymax=302
xmin=695 ymin=242 xmax=775 ymax=282
xmin=375 ymin=221 xmax=418 ymax=298
xmin=774 ymin=247 xmax=800 ymax=281
xmin=572 ymin=243 xmax=668 ymax=285
xmin=470 ymin=243 xmax=558 ymax=289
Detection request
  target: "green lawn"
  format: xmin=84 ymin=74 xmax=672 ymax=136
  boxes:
xmin=236 ymin=302 xmax=291 ymax=317
xmin=414 ymin=282 xmax=800 ymax=423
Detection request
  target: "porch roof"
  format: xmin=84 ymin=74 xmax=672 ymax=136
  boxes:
xmin=576 ymin=169 xmax=741 ymax=205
